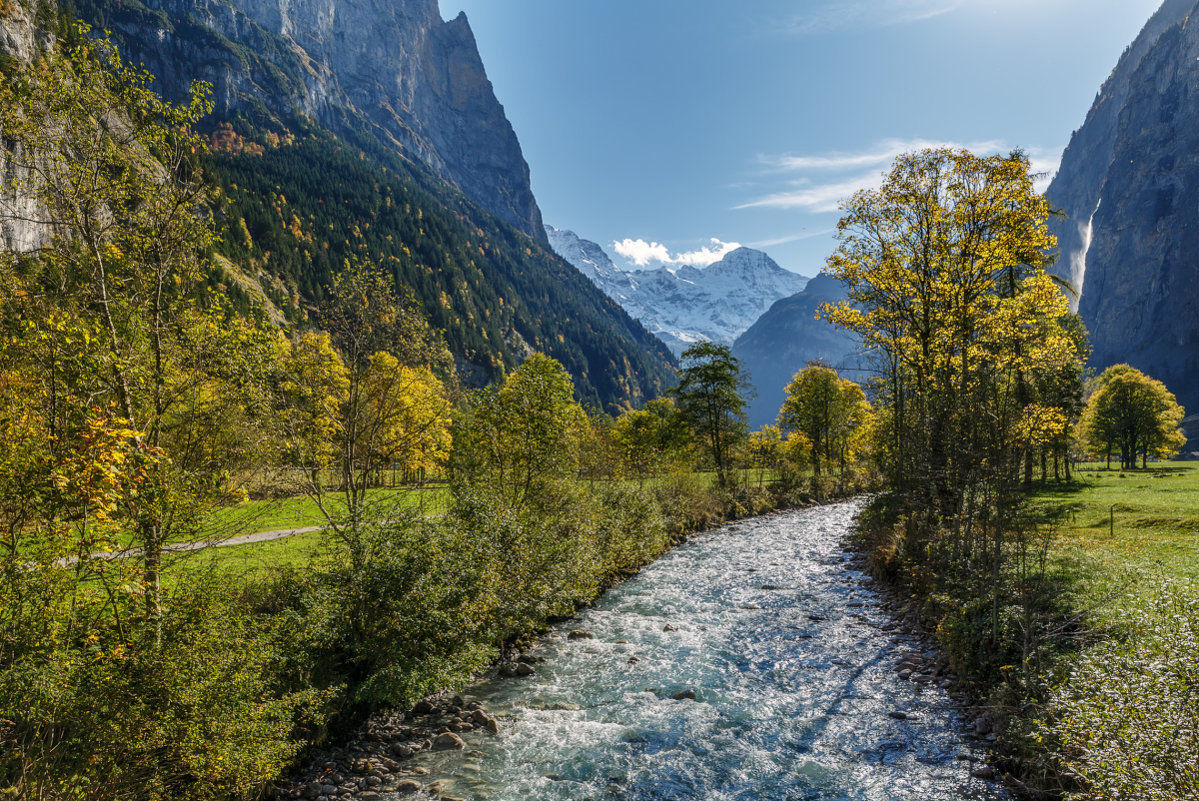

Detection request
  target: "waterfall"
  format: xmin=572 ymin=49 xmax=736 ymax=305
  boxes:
xmin=1068 ymin=198 xmax=1101 ymax=310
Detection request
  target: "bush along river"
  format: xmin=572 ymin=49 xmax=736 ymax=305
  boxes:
xmin=281 ymin=500 xmax=1008 ymax=801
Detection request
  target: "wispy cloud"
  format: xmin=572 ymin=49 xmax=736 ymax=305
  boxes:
xmin=749 ymin=229 xmax=838 ymax=248
xmin=765 ymin=138 xmax=1006 ymax=172
xmin=738 ymin=139 xmax=1063 ymax=212
xmin=783 ymin=0 xmax=962 ymax=35
xmin=612 ymin=237 xmax=742 ymax=269
xmin=737 ymin=174 xmax=884 ymax=213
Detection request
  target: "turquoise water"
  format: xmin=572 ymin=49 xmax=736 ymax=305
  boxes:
xmin=411 ymin=501 xmax=1006 ymax=800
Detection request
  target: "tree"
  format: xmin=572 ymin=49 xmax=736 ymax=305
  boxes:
xmin=1079 ymin=364 xmax=1185 ymax=469
xmin=778 ymin=363 xmax=870 ymax=477
xmin=822 ymin=148 xmax=1076 ymax=506
xmin=613 ymin=398 xmax=693 ymax=484
xmin=0 ymin=26 xmax=287 ymax=619
xmin=671 ymin=342 xmax=751 ymax=488
xmin=452 ymin=353 xmax=587 ymax=510
xmin=745 ymin=426 xmax=783 ymax=488
xmin=287 ymin=260 xmax=454 ymax=559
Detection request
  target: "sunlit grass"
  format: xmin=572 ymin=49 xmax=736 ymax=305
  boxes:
xmin=1031 ymin=461 xmax=1199 ymax=626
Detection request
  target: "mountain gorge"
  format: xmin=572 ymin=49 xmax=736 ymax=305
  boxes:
xmin=546 ymin=226 xmax=808 ymax=356
xmin=1047 ymin=0 xmax=1199 ymax=433
xmin=0 ymin=0 xmax=678 ymax=410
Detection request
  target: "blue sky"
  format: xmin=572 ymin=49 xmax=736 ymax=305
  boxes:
xmin=441 ymin=0 xmax=1162 ymax=276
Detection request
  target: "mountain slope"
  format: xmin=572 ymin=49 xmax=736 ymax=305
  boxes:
xmin=1046 ymin=0 xmax=1199 ymax=429
xmin=546 ymin=227 xmax=808 ymax=355
xmin=732 ymin=274 xmax=864 ymax=429
xmin=74 ymin=0 xmax=544 ymax=241
xmin=2 ymin=0 xmax=677 ymax=411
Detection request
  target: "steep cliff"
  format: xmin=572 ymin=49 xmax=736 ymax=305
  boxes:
xmin=1046 ymin=0 xmax=1199 ymax=423
xmin=0 ymin=1 xmax=51 ymax=253
xmin=76 ymin=0 xmax=545 ymax=240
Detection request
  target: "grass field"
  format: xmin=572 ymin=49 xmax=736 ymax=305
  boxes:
xmin=168 ymin=484 xmax=452 ymax=578
xmin=1031 ymin=461 xmax=1199 ymax=627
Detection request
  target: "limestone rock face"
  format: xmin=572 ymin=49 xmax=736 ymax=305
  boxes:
xmin=95 ymin=0 xmax=545 ymax=239
xmin=1046 ymin=0 xmax=1199 ymax=425
xmin=0 ymin=2 xmax=52 ymax=253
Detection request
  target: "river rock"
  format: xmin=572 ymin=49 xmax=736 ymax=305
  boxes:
xmin=971 ymin=766 xmax=997 ymax=780
xmin=515 ymin=663 xmax=536 ymax=677
xmin=672 ymin=689 xmax=697 ymax=701
xmin=568 ymin=629 xmax=594 ymax=640
xmin=471 ymin=709 xmax=500 ymax=734
xmin=394 ymin=779 xmax=423 ymax=794
xmin=390 ymin=744 xmax=413 ymax=759
xmin=412 ymin=700 xmax=436 ymax=716
xmin=433 ymin=732 xmax=466 ymax=751
xmin=662 ymin=624 xmax=678 ymax=632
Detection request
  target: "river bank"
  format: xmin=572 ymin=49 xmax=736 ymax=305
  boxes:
xmin=275 ymin=500 xmax=1006 ymax=801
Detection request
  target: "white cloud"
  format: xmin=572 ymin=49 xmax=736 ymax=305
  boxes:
xmin=766 ymin=138 xmax=1006 ymax=172
xmin=739 ymin=139 xmax=1064 ymax=212
xmin=612 ymin=237 xmax=742 ymax=269
xmin=784 ymin=0 xmax=962 ymax=35
xmin=613 ymin=238 xmax=672 ymax=267
xmin=749 ymin=229 xmax=838 ymax=248
xmin=737 ymin=173 xmax=884 ymax=213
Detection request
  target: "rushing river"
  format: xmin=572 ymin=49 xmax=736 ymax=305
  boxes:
xmin=412 ymin=500 xmax=1006 ymax=800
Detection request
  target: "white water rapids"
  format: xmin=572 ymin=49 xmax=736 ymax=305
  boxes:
xmin=404 ymin=500 xmax=1007 ymax=800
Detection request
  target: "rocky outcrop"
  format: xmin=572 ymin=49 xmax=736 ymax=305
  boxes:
xmin=732 ymin=274 xmax=864 ymax=428
xmin=0 ymin=1 xmax=52 ymax=253
xmin=546 ymin=226 xmax=808 ymax=356
xmin=1046 ymin=0 xmax=1199 ymax=426
xmin=88 ymin=0 xmax=545 ymax=239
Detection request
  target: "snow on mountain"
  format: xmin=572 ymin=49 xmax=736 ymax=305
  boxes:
xmin=546 ymin=226 xmax=808 ymax=356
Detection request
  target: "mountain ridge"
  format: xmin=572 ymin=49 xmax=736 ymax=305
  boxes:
xmin=546 ymin=226 xmax=808 ymax=356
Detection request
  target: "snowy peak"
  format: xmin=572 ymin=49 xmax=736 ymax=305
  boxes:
xmin=546 ymin=227 xmax=808 ymax=355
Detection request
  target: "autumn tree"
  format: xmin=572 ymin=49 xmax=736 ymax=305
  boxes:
xmin=0 ymin=26 xmax=285 ymax=618
xmin=613 ymin=397 xmax=693 ymax=483
xmin=745 ymin=425 xmax=783 ymax=488
xmin=778 ymin=363 xmax=870 ymax=477
xmin=1079 ymin=364 xmax=1186 ymax=469
xmin=821 ymin=148 xmax=1086 ymax=659
xmin=282 ymin=260 xmax=454 ymax=559
xmin=822 ymin=148 xmax=1078 ymax=508
xmin=671 ymin=342 xmax=751 ymax=488
xmin=452 ymin=353 xmax=587 ymax=510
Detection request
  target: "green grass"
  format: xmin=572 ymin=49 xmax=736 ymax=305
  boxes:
xmin=1031 ymin=461 xmax=1199 ymax=626
xmin=170 ymin=484 xmax=452 ymax=578
xmin=171 ymin=528 xmax=329 ymax=579
xmin=202 ymin=484 xmax=451 ymax=538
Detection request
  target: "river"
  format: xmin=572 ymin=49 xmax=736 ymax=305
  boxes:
xmin=396 ymin=500 xmax=1007 ymax=800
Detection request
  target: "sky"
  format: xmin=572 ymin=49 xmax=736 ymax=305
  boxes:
xmin=440 ymin=0 xmax=1163 ymax=276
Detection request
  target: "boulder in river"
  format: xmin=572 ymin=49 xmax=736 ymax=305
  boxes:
xmin=672 ymin=689 xmax=697 ymax=701
xmin=568 ymin=629 xmax=594 ymax=640
xmin=433 ymin=732 xmax=467 ymax=750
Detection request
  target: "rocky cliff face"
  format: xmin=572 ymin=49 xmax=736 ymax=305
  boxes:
xmin=0 ymin=1 xmax=51 ymax=253
xmin=1046 ymin=0 xmax=1199 ymax=420
xmin=86 ymin=0 xmax=545 ymax=240
xmin=546 ymin=226 xmax=808 ymax=356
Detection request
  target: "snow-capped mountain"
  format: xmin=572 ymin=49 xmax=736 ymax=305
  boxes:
xmin=546 ymin=226 xmax=808 ymax=356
